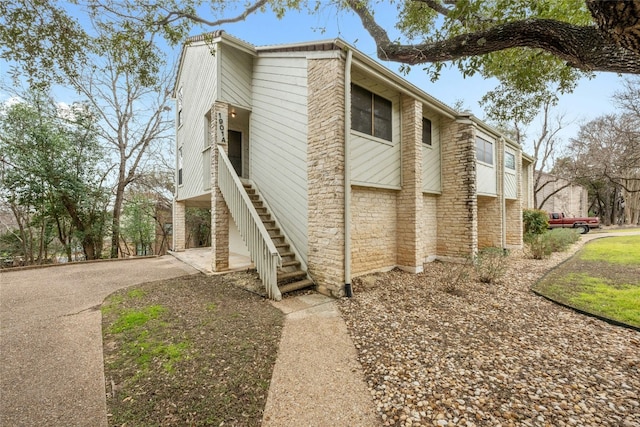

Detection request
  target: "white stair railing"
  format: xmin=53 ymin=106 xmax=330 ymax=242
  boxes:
xmin=216 ymin=145 xmax=282 ymax=300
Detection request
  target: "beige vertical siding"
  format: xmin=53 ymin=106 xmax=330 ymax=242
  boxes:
xmin=250 ymin=55 xmax=309 ymax=261
xmin=422 ymin=107 xmax=442 ymax=193
xmin=220 ymin=45 xmax=253 ymax=108
xmin=176 ymin=43 xmax=218 ymax=201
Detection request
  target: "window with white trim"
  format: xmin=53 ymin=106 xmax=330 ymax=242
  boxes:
xmin=351 ymin=84 xmax=392 ymax=141
xmin=422 ymin=117 xmax=432 ymax=146
xmin=505 ymin=151 xmax=515 ymax=170
xmin=476 ymin=136 xmax=493 ymax=165
xmin=178 ymin=146 xmax=183 ymax=185
xmin=177 ymin=86 xmax=184 ymax=127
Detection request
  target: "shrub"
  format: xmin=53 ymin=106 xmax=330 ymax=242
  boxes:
xmin=474 ymin=247 xmax=509 ymax=284
xmin=547 ymin=228 xmax=580 ymax=252
xmin=527 ymin=234 xmax=554 ymax=259
xmin=440 ymin=260 xmax=473 ymax=296
xmin=526 ymin=229 xmax=581 ymax=259
xmin=523 ymin=209 xmax=549 ymax=240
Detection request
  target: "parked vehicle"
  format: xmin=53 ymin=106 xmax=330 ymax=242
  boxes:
xmin=547 ymin=212 xmax=600 ymax=234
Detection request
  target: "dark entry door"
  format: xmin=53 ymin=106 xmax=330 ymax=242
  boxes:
xmin=228 ymin=130 xmax=242 ymax=177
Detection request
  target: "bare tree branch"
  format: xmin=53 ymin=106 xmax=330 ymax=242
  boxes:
xmin=346 ymin=0 xmax=640 ymax=74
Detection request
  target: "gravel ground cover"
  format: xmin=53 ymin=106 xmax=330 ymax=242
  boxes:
xmin=338 ymin=243 xmax=640 ymax=427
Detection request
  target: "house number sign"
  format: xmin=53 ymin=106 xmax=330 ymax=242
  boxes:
xmin=217 ymin=112 xmax=227 ymax=145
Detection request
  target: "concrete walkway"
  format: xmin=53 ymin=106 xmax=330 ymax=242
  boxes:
xmin=0 ymin=257 xmax=199 ymax=427
xmin=263 ymin=293 xmax=380 ymax=426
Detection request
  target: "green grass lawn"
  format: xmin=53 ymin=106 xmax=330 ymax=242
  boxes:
xmin=533 ymin=235 xmax=640 ymax=328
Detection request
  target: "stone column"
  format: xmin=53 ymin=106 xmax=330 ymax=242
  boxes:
xmin=307 ymin=57 xmax=345 ymax=297
xmin=436 ymin=115 xmax=478 ymax=259
xmin=172 ymin=200 xmax=186 ymax=251
xmin=506 ymin=146 xmax=524 ymax=247
xmin=397 ymin=94 xmax=423 ymax=272
xmin=211 ymin=102 xmax=229 ymax=271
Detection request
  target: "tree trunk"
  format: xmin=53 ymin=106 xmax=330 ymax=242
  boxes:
xmin=110 ymin=164 xmax=127 ymax=259
xmin=83 ymin=235 xmax=97 ymax=260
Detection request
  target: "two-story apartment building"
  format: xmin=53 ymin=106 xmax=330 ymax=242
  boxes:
xmin=172 ymin=31 xmax=534 ymax=300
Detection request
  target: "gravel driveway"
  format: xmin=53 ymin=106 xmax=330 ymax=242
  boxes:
xmin=0 ymin=257 xmax=198 ymax=427
xmin=339 ymin=235 xmax=640 ymax=427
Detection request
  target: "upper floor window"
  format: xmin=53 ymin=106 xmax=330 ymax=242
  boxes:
xmin=505 ymin=151 xmax=516 ymax=170
xmin=422 ymin=117 xmax=432 ymax=146
xmin=204 ymin=111 xmax=212 ymax=148
xmin=178 ymin=146 xmax=183 ymax=185
xmin=177 ymin=86 xmax=184 ymax=127
xmin=351 ymin=84 xmax=392 ymax=141
xmin=476 ymin=136 xmax=493 ymax=165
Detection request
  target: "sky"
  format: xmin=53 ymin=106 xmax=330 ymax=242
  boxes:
xmin=1 ymin=1 xmax=630 ymax=157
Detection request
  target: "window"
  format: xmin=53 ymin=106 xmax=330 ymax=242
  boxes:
xmin=177 ymin=86 xmax=184 ymax=127
xmin=505 ymin=151 xmax=515 ymax=170
xmin=204 ymin=112 xmax=211 ymax=148
xmin=178 ymin=146 xmax=183 ymax=185
xmin=351 ymin=84 xmax=392 ymax=141
xmin=476 ymin=136 xmax=493 ymax=165
xmin=422 ymin=117 xmax=432 ymax=146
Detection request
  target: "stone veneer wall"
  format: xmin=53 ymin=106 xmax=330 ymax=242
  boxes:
xmin=307 ymin=57 xmax=346 ymax=297
xmin=505 ymin=199 xmax=522 ymax=247
xmin=211 ymin=102 xmax=229 ymax=271
xmin=351 ymin=186 xmax=398 ymax=276
xmin=422 ymin=194 xmax=438 ymax=259
xmin=172 ymin=200 xmax=186 ymax=251
xmin=477 ymin=196 xmax=502 ymax=248
xmin=397 ymin=95 xmax=424 ymax=272
xmin=436 ymin=117 xmax=477 ymax=258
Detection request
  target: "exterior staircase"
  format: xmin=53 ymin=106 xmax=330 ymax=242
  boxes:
xmin=242 ymin=182 xmax=315 ymax=295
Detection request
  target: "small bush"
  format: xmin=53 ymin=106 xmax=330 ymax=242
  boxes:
xmin=527 ymin=234 xmax=553 ymax=259
xmin=547 ymin=228 xmax=580 ymax=252
xmin=440 ymin=260 xmax=473 ymax=296
xmin=525 ymin=229 xmax=580 ymax=259
xmin=474 ymin=247 xmax=509 ymax=283
xmin=523 ymin=209 xmax=549 ymax=240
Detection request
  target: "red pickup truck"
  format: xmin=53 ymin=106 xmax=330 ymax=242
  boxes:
xmin=547 ymin=212 xmax=600 ymax=234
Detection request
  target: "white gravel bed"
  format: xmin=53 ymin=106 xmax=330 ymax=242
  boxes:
xmin=338 ymin=241 xmax=640 ymax=427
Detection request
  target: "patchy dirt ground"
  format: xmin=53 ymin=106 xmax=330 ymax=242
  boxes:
xmin=338 ymin=247 xmax=640 ymax=427
xmin=102 ymin=274 xmax=284 ymax=427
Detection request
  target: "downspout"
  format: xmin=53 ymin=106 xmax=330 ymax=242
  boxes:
xmin=344 ymin=48 xmax=353 ymax=297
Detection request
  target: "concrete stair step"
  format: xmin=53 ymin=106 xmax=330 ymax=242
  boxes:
xmin=281 ymin=260 xmax=300 ymax=268
xmin=278 ymin=278 xmax=315 ymax=294
xmin=277 ymin=270 xmax=307 ymax=282
xmin=240 ymin=182 xmax=314 ymax=298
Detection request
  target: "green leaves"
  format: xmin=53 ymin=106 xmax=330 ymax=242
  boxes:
xmin=0 ymin=89 xmax=110 ymax=260
xmin=0 ymin=0 xmax=88 ymax=86
xmin=392 ymin=0 xmax=595 ymax=122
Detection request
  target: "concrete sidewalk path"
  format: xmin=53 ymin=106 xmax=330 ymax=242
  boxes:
xmin=0 ymin=257 xmax=199 ymax=427
xmin=262 ymin=293 xmax=381 ymax=426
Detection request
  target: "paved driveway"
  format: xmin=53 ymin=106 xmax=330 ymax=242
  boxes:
xmin=0 ymin=256 xmax=199 ymax=427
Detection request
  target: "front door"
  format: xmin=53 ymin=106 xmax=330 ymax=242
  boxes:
xmin=228 ymin=130 xmax=243 ymax=177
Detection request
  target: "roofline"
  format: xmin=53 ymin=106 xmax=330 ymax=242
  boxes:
xmin=335 ymin=39 xmax=459 ymax=120
xmin=173 ymin=30 xmax=257 ymax=97
xmin=174 ymin=33 xmax=528 ymax=154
